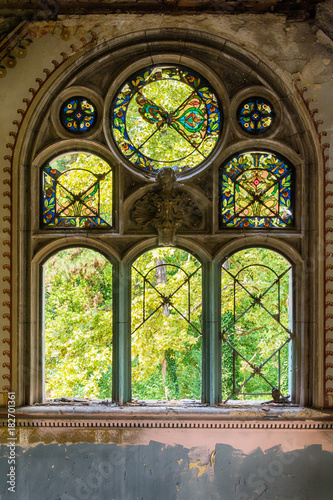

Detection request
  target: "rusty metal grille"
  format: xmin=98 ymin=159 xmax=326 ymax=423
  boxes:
xmin=221 ymin=248 xmax=293 ymax=402
xmin=131 ymin=250 xmax=202 ymax=400
xmin=132 ymin=262 xmax=202 ymax=335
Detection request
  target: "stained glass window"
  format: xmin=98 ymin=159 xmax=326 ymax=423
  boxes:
xmin=221 ymin=248 xmax=292 ymax=402
xmin=60 ymin=97 xmax=96 ymax=133
xmin=42 ymin=153 xmax=113 ymax=228
xmin=220 ymin=152 xmax=293 ymax=228
xmin=237 ymin=97 xmax=274 ymax=134
xmin=112 ymin=65 xmax=221 ymax=172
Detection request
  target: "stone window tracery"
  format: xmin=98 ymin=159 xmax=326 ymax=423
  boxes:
xmin=21 ymin=32 xmax=315 ymax=407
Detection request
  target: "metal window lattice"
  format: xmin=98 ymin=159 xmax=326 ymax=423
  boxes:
xmin=221 ymin=249 xmax=293 ymax=402
xmin=112 ymin=65 xmax=221 ymax=172
xmin=131 ymin=262 xmax=202 ymax=335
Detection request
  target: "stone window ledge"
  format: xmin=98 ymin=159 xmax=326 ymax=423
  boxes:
xmin=2 ymin=403 xmax=333 ymax=423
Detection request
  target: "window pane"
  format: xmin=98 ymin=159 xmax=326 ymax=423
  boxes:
xmin=60 ymin=96 xmax=97 ymax=133
xmin=237 ymin=98 xmax=275 ymax=134
xmin=220 ymin=152 xmax=293 ymax=228
xmin=44 ymin=248 xmax=113 ymax=399
xmin=112 ymin=65 xmax=221 ymax=172
xmin=42 ymin=153 xmax=113 ymax=228
xmin=131 ymin=247 xmax=202 ymax=400
xmin=221 ymin=247 xmax=292 ymax=402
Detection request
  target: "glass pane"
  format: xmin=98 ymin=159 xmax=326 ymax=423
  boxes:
xmin=42 ymin=153 xmax=113 ymax=228
xmin=44 ymin=248 xmax=113 ymax=399
xmin=237 ymin=97 xmax=275 ymax=134
xmin=60 ymin=96 xmax=97 ymax=133
xmin=131 ymin=247 xmax=202 ymax=400
xmin=112 ymin=65 xmax=221 ymax=172
xmin=220 ymin=152 xmax=293 ymax=228
xmin=221 ymin=247 xmax=292 ymax=402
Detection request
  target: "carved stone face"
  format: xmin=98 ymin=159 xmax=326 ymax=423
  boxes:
xmin=157 ymin=167 xmax=175 ymax=187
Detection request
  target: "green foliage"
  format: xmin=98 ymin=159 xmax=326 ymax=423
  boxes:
xmin=113 ymin=66 xmax=220 ymax=171
xmin=126 ymin=79 xmax=201 ymax=166
xmin=44 ymin=244 xmax=291 ymax=403
xmin=131 ymin=247 xmax=202 ymax=400
xmin=221 ymin=247 xmax=291 ymax=401
xmin=221 ymin=311 xmax=240 ymax=397
xmin=44 ymin=248 xmax=113 ymax=399
xmin=44 ymin=153 xmax=113 ymax=227
xmin=221 ymin=152 xmax=292 ymax=228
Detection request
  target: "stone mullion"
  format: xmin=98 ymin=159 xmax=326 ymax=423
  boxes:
xmin=112 ymin=260 xmax=131 ymax=404
xmin=201 ymin=260 xmax=221 ymax=405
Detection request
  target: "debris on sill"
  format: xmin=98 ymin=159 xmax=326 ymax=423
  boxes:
xmin=34 ymin=397 xmax=117 ymax=407
xmin=34 ymin=395 xmax=296 ymax=409
xmin=216 ymin=389 xmax=292 ymax=408
xmin=126 ymin=398 xmax=207 ymax=407
xmin=34 ymin=398 xmax=208 ymax=408
xmin=262 ymin=389 xmax=291 ymax=404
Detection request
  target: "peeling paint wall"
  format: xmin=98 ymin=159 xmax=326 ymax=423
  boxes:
xmin=0 ymin=426 xmax=332 ymax=499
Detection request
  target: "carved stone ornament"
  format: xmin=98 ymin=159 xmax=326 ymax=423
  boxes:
xmin=131 ymin=168 xmax=203 ymax=245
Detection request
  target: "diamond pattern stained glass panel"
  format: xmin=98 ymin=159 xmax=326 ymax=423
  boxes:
xmin=42 ymin=153 xmax=113 ymax=228
xmin=220 ymin=152 xmax=294 ymax=229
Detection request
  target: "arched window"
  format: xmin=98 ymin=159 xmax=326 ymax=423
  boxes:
xmin=17 ymin=30 xmax=319 ymax=407
xmin=221 ymin=247 xmax=292 ymax=402
xmin=219 ymin=152 xmax=294 ymax=229
xmin=42 ymin=153 xmax=113 ymax=229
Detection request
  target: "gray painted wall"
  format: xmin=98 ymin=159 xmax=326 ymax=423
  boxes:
xmin=1 ymin=440 xmax=332 ymax=500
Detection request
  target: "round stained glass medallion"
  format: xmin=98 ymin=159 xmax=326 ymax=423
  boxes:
xmin=60 ymin=97 xmax=97 ymax=133
xmin=237 ymin=98 xmax=275 ymax=134
xmin=111 ymin=65 xmax=221 ymax=172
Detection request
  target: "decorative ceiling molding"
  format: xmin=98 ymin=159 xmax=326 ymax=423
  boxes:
xmin=0 ymin=20 xmax=100 ymax=79
xmin=0 ymin=21 xmax=31 ymax=78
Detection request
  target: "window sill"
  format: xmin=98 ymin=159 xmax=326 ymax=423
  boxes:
xmin=1 ymin=402 xmax=333 ymax=429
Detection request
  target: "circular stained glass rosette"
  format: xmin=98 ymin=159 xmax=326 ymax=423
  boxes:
xmin=111 ymin=65 xmax=221 ymax=172
xmin=60 ymin=97 xmax=96 ymax=133
xmin=237 ymin=98 xmax=275 ymax=134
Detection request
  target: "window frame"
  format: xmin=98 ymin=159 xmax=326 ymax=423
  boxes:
xmin=218 ymin=150 xmax=296 ymax=230
xmin=13 ymin=29 xmax=323 ymax=409
xmin=30 ymin=236 xmax=305 ymax=406
xmin=218 ymin=241 xmax=304 ymax=404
